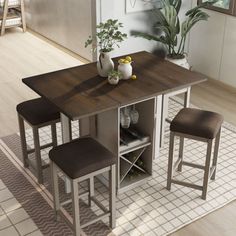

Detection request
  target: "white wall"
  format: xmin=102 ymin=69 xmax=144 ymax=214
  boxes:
xmin=98 ymin=0 xmax=159 ymax=57
xmin=188 ymin=0 xmax=236 ymax=88
xmin=98 ymin=0 xmax=192 ymax=58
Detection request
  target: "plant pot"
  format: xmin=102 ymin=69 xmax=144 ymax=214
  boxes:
xmin=118 ymin=62 xmax=133 ymax=80
xmin=166 ymin=55 xmax=190 ymax=70
xmin=108 ymin=75 xmax=119 ymax=85
xmin=97 ymin=52 xmax=114 ymax=77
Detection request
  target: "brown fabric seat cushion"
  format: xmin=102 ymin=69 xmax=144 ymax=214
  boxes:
xmin=17 ymin=98 xmax=60 ymax=126
xmin=49 ymin=137 xmax=116 ymax=179
xmin=170 ymin=108 xmax=223 ymax=139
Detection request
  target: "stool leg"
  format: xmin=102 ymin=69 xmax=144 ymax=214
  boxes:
xmin=88 ymin=177 xmax=94 ymax=207
xmin=177 ymin=137 xmax=184 ymax=172
xmin=109 ymin=164 xmax=116 ymax=229
xmin=202 ymin=139 xmax=213 ymax=200
xmin=211 ymin=128 xmax=221 ymax=180
xmin=51 ymin=123 xmax=58 ymax=147
xmin=18 ymin=114 xmax=29 ymax=168
xmin=32 ymin=127 xmax=43 ymax=184
xmin=51 ymin=161 xmax=60 ymax=221
xmin=167 ymin=132 xmax=175 ymax=190
xmin=71 ymin=180 xmax=81 ymax=236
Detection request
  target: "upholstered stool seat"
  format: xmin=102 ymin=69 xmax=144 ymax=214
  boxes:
xmin=17 ymin=98 xmax=60 ymax=184
xmin=49 ymin=137 xmax=116 ymax=179
xmin=167 ymin=108 xmax=223 ymax=200
xmin=17 ymin=98 xmax=60 ymax=126
xmin=49 ymin=137 xmax=117 ymax=236
xmin=170 ymin=108 xmax=223 ymax=139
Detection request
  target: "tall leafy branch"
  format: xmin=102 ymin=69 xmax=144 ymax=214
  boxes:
xmin=131 ymin=0 xmax=218 ymax=59
xmin=85 ymin=19 xmax=127 ymax=53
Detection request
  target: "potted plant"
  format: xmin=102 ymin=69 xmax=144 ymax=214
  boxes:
xmin=85 ymin=19 xmax=127 ymax=77
xmin=131 ymin=0 xmax=217 ymax=69
xmin=108 ymin=70 xmax=122 ymax=85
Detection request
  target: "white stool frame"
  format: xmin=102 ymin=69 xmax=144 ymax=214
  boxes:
xmin=18 ymin=113 xmax=59 ymax=184
xmin=51 ymin=161 xmax=116 ymax=236
xmin=167 ymin=128 xmax=221 ymax=200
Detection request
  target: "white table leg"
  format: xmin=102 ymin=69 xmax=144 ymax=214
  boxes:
xmin=154 ymin=95 xmax=163 ymax=159
xmin=160 ymin=94 xmax=169 ymax=148
xmin=184 ymin=87 xmax=191 ymax=107
xmin=60 ymin=113 xmax=72 ymax=193
xmin=79 ymin=117 xmax=91 ymax=137
xmin=160 ymin=87 xmax=191 ymax=148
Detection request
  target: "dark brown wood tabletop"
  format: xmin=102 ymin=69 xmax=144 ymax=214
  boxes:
xmin=23 ymin=51 xmax=207 ymax=120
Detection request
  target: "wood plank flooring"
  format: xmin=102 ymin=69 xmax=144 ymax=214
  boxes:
xmin=0 ymin=28 xmax=83 ymax=136
xmin=0 ymin=28 xmax=235 ymax=236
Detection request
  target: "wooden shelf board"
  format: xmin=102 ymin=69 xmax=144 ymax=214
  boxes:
xmin=0 ymin=12 xmax=20 ymax=20
xmin=120 ymin=141 xmax=151 ymax=155
xmin=4 ymin=23 xmax=21 ymax=28
xmin=7 ymin=5 xmax=21 ymax=9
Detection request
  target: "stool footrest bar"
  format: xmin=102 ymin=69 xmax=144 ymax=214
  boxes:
xmin=91 ymin=196 xmax=109 ymax=213
xmin=26 ymin=160 xmax=49 ymax=171
xmin=61 ymin=192 xmax=89 ymax=206
xmin=171 ymin=179 xmax=203 ymax=191
xmin=58 ymin=209 xmax=110 ymax=230
xmin=61 ymin=199 xmax=72 ymax=207
xmin=182 ymin=161 xmax=205 ymax=170
xmin=81 ymin=213 xmax=110 ymax=228
xmin=27 ymin=143 xmax=54 ymax=154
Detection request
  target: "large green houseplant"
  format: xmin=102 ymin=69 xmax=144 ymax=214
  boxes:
xmin=132 ymin=0 xmax=217 ymax=68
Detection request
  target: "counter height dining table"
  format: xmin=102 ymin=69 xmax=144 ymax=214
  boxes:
xmin=23 ymin=51 xmax=206 ymax=194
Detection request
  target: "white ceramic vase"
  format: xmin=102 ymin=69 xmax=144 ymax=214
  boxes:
xmin=118 ymin=62 xmax=133 ymax=80
xmin=97 ymin=52 xmax=114 ymax=77
xmin=166 ymin=55 xmax=190 ymax=70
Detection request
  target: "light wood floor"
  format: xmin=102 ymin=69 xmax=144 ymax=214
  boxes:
xmin=0 ymin=29 xmax=236 ymax=236
xmin=0 ymin=28 xmax=83 ymax=136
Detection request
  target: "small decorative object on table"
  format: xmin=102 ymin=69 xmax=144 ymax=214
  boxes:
xmin=85 ymin=19 xmax=127 ymax=77
xmin=108 ymin=70 xmax=122 ymax=85
xmin=118 ymin=56 xmax=133 ymax=80
xmin=97 ymin=52 xmax=114 ymax=77
xmin=131 ymin=0 xmax=217 ymax=69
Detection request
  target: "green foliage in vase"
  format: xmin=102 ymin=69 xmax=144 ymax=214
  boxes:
xmin=85 ymin=19 xmax=127 ymax=53
xmin=131 ymin=0 xmax=218 ymax=59
xmin=108 ymin=70 xmax=122 ymax=78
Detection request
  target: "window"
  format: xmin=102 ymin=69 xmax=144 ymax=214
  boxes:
xmin=198 ymin=0 xmax=236 ymax=16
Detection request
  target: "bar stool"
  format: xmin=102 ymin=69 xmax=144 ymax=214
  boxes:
xmin=17 ymin=98 xmax=60 ymax=184
xmin=167 ymin=108 xmax=223 ymax=200
xmin=49 ymin=137 xmax=116 ymax=236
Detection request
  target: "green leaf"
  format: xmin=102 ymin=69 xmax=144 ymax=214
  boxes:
xmin=186 ymin=0 xmax=218 ymax=16
xmin=181 ymin=11 xmax=209 ymax=38
xmin=84 ymin=18 xmax=127 ymax=51
xmin=131 ymin=31 xmax=168 ymax=44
